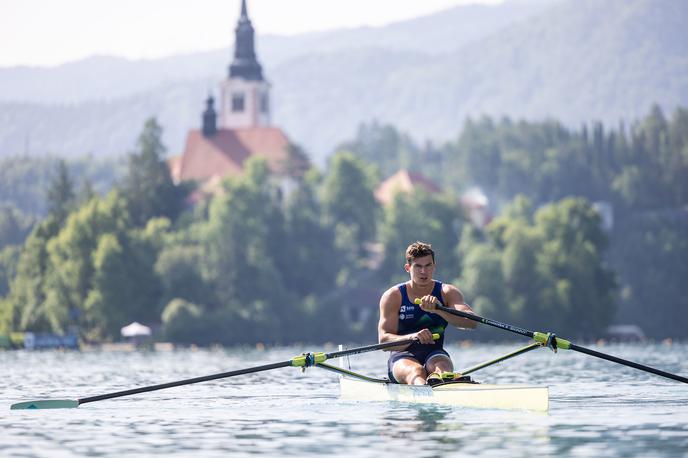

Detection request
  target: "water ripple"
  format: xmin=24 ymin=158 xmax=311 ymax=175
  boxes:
xmin=2 ymin=343 xmax=688 ymax=457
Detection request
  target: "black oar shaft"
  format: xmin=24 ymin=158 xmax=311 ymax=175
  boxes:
xmin=436 ymin=304 xmax=535 ymax=339
xmin=426 ymin=301 xmax=688 ymax=385
xmin=78 ymin=337 xmax=426 ymax=405
xmin=570 ymin=343 xmax=688 ymax=384
xmin=325 ymin=336 xmax=422 ymax=360
xmin=78 ymin=360 xmax=292 ymax=405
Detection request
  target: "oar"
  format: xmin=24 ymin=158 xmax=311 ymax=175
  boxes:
xmin=414 ymin=299 xmax=688 ymax=384
xmin=11 ymin=334 xmax=438 ymax=410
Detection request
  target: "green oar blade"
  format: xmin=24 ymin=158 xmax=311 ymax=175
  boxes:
xmin=11 ymin=399 xmax=79 ymax=410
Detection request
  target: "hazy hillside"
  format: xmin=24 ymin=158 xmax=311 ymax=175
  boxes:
xmin=0 ymin=0 xmax=551 ymax=105
xmin=1 ymin=0 xmax=686 ymax=165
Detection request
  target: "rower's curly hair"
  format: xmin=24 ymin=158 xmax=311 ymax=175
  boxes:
xmin=405 ymin=241 xmax=435 ymax=264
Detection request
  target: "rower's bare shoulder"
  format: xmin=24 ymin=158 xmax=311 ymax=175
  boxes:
xmin=441 ymin=283 xmax=465 ymax=303
xmin=379 ymin=286 xmax=402 ymax=310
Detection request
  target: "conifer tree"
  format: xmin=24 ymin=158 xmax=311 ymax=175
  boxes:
xmin=121 ymin=118 xmax=185 ymax=226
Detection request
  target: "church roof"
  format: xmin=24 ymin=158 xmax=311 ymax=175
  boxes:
xmin=374 ymin=169 xmax=442 ymax=205
xmin=171 ymin=127 xmax=290 ymax=184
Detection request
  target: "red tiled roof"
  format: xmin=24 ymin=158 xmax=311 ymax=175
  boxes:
xmin=172 ymin=127 xmax=290 ymax=183
xmin=374 ymin=169 xmax=442 ymax=205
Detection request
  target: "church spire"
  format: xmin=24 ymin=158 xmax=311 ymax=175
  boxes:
xmin=202 ymin=94 xmax=217 ymax=136
xmin=229 ymin=0 xmax=263 ymax=81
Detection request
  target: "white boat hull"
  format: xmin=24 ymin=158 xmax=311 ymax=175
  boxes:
xmin=339 ymin=377 xmax=549 ymax=412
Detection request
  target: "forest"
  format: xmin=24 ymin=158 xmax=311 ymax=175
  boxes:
xmin=1 ymin=105 xmax=686 ymax=344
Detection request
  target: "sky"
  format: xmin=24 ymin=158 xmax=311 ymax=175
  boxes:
xmin=1 ymin=0 xmax=503 ymax=68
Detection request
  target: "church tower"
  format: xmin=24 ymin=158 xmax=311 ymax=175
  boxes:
xmin=170 ymin=0 xmax=302 ymax=189
xmin=219 ymin=0 xmax=271 ymax=128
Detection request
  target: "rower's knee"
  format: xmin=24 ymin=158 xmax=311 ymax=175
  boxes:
xmin=426 ymin=356 xmax=453 ymax=374
xmin=405 ymin=365 xmax=427 ymax=385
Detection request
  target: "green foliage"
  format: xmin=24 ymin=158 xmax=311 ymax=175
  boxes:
xmin=6 ymin=217 xmax=61 ymax=333
xmin=458 ymin=241 xmax=505 ymax=319
xmin=609 ymin=213 xmax=688 ymax=338
xmin=3 ymin=107 xmax=687 ymax=343
xmin=161 ymin=298 xmax=204 ymax=343
xmin=0 ymin=245 xmax=20 ymax=300
xmin=46 ymin=159 xmax=76 ymax=223
xmin=4 ymin=191 xmax=162 ymax=340
xmin=84 ymin=227 xmax=162 ymax=340
xmin=322 ymin=151 xmax=379 ymax=257
xmin=337 ymin=121 xmax=421 ymax=179
xmin=282 ymin=172 xmax=340 ymax=296
xmin=379 ymin=190 xmax=463 ymax=284
xmin=120 ymin=117 xmax=186 ymax=226
xmin=203 ymin=158 xmax=294 ymax=340
xmin=0 ymin=156 xmax=122 ymax=217
xmin=155 ymin=244 xmax=208 ymax=307
xmin=447 ymin=107 xmax=688 ymax=213
xmin=0 ymin=204 xmax=33 ymax=250
xmin=161 ymin=298 xmax=252 ymax=345
xmin=460 ymin=197 xmax=616 ymax=336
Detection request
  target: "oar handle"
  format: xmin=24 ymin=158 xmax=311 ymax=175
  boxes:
xmin=325 ymin=334 xmax=440 ymax=360
xmin=413 ymin=299 xmax=536 ymax=339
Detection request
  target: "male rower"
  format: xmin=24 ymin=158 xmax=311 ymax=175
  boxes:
xmin=378 ymin=241 xmax=477 ymax=385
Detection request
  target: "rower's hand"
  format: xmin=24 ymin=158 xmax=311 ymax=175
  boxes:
xmin=412 ymin=328 xmax=435 ymax=345
xmin=418 ymin=295 xmax=439 ymax=313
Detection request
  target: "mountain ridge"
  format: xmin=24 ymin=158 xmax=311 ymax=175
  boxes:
xmin=0 ymin=0 xmax=685 ymax=165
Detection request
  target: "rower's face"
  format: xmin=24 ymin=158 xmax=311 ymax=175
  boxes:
xmin=406 ymin=255 xmax=435 ymax=285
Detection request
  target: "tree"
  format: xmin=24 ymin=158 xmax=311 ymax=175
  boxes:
xmin=46 ymin=159 xmax=76 ymax=224
xmin=84 ymin=227 xmax=161 ymax=340
xmin=203 ymin=158 xmax=293 ymax=341
xmin=0 ymin=204 xmax=33 ymax=250
xmin=283 ymin=142 xmax=311 ymax=180
xmin=155 ymin=244 xmax=208 ymax=307
xmin=322 ymin=152 xmax=379 ymax=258
xmin=4 ymin=217 xmax=61 ymax=332
xmin=336 ymin=121 xmax=421 ymax=180
xmin=282 ymin=170 xmax=339 ymax=296
xmin=0 ymin=245 xmax=20 ymax=298
xmin=532 ymin=199 xmax=616 ymax=335
xmin=378 ymin=190 xmax=462 ymax=284
xmin=458 ymin=197 xmax=616 ymax=337
xmin=609 ymin=214 xmax=688 ymax=338
xmin=121 ymin=118 xmax=186 ymax=226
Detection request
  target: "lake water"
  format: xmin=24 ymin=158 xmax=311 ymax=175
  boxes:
xmin=2 ymin=342 xmax=687 ymax=457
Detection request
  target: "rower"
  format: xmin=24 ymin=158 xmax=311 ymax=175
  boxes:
xmin=378 ymin=241 xmax=477 ymax=385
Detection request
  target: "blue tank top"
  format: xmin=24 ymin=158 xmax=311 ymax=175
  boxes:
xmin=397 ymin=281 xmax=448 ymax=350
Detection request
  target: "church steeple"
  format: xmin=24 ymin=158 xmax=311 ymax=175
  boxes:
xmin=229 ymin=0 xmax=263 ymax=81
xmin=202 ymin=95 xmax=217 ymax=136
xmin=220 ymin=0 xmax=271 ymax=129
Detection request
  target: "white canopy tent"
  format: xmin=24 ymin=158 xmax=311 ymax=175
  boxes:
xmin=120 ymin=322 xmax=152 ymax=338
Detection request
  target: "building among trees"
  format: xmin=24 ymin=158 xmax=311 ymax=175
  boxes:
xmin=374 ymin=169 xmax=441 ymax=206
xmin=168 ymin=0 xmax=305 ymax=193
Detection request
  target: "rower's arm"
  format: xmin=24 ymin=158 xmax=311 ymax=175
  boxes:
xmin=438 ymin=284 xmax=477 ymax=330
xmin=378 ymin=288 xmax=419 ymax=350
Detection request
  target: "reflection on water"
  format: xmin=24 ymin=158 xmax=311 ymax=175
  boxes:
xmin=2 ymin=343 xmax=688 ymax=457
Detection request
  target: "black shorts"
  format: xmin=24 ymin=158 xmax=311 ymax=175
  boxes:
xmin=387 ymin=347 xmax=451 ymax=383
